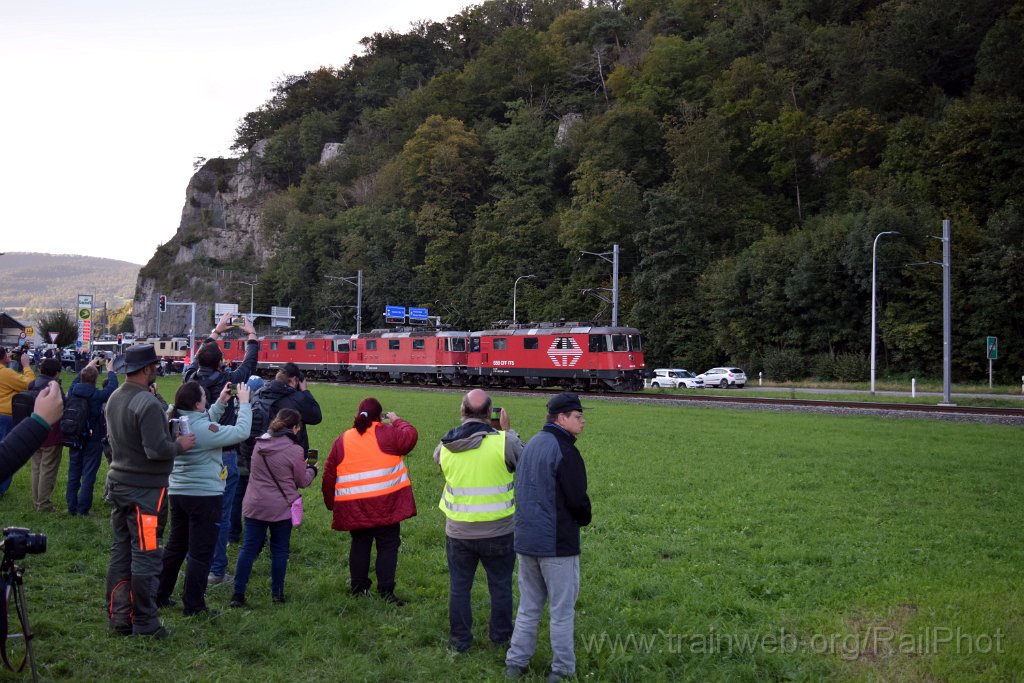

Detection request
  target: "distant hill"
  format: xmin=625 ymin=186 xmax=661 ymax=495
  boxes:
xmin=0 ymin=253 xmax=139 ymax=316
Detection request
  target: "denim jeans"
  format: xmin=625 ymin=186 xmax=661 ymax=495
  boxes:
xmin=506 ymin=554 xmax=581 ymax=677
xmin=232 ymin=517 xmax=292 ymax=599
xmin=446 ymin=533 xmax=515 ymax=649
xmin=209 ymin=450 xmax=238 ymax=576
xmin=0 ymin=415 xmax=13 ymax=496
xmin=157 ymin=494 xmax=222 ymax=614
xmin=66 ymin=439 xmax=104 ymax=515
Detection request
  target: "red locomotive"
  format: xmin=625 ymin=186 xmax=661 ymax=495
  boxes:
xmin=205 ymin=323 xmax=644 ymax=392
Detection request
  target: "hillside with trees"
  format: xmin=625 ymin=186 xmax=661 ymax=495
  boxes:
xmin=179 ymin=0 xmax=1024 ymax=381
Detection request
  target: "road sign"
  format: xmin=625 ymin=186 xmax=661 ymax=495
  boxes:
xmin=75 ymin=340 xmax=82 ymax=349
xmin=49 ymin=332 xmax=58 ymax=343
xmin=987 ymin=336 xmax=998 ymax=360
xmin=385 ymin=305 xmax=405 ymax=319
xmin=78 ymin=308 xmax=91 ymax=320
xmin=24 ymin=326 xmax=34 ymax=337
xmin=19 ymin=331 xmax=26 ymax=340
xmin=409 ymin=307 xmax=428 ymax=322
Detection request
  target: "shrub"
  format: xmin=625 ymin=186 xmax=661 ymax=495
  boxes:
xmin=762 ymin=348 xmax=807 ymax=381
xmin=833 ymin=352 xmax=869 ymax=382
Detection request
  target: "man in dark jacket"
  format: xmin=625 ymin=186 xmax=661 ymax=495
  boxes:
xmin=505 ymin=393 xmax=592 ymax=682
xmin=184 ymin=312 xmax=259 ymax=585
xmin=256 ymin=362 xmax=322 ymax=456
xmin=66 ymin=356 xmax=118 ymax=516
xmin=105 ymin=344 xmax=195 ymax=638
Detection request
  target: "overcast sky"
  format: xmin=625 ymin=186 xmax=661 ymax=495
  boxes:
xmin=1 ymin=0 xmax=470 ymax=265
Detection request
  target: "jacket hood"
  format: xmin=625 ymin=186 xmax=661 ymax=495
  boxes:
xmin=440 ymin=419 xmax=496 ymax=453
xmin=259 ymin=380 xmax=296 ymax=403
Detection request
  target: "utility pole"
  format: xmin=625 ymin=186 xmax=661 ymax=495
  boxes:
xmin=579 ymin=243 xmax=620 ymax=326
xmin=870 ymin=231 xmax=900 ymax=394
xmin=327 ymin=271 xmax=363 ymax=334
xmin=940 ymin=219 xmax=953 ymax=406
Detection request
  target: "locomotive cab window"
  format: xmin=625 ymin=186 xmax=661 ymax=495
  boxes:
xmin=589 ymin=336 xmax=608 ymax=353
xmin=523 ymin=338 xmax=539 ymax=350
xmin=412 ymin=339 xmax=425 ymax=350
xmin=447 ymin=337 xmax=467 ymax=352
xmin=470 ymin=337 xmax=480 ymax=353
xmin=388 ymin=339 xmax=401 ymax=350
xmin=335 ymin=341 xmax=350 ymax=352
xmin=493 ymin=338 xmax=507 ymax=351
xmin=629 ymin=334 xmax=642 ymax=351
xmin=611 ymin=334 xmax=628 ymax=352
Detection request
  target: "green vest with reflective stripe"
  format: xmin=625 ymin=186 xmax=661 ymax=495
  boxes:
xmin=438 ymin=432 xmax=515 ymax=522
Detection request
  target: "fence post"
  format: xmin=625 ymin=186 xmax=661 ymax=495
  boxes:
xmin=911 ymin=378 xmax=916 ymax=398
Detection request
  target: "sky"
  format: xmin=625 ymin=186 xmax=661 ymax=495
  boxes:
xmin=1 ymin=0 xmax=471 ymax=265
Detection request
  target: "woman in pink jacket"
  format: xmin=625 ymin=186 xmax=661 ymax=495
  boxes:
xmin=230 ymin=409 xmax=316 ymax=606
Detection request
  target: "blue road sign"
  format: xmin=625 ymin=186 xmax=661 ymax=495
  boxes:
xmin=409 ymin=307 xmax=428 ymax=320
xmin=385 ymin=305 xmax=406 ymax=319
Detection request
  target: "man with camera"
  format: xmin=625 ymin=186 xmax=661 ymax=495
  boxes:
xmin=0 ymin=346 xmax=36 ymax=497
xmin=433 ymin=389 xmax=524 ymax=653
xmin=184 ymin=312 xmax=259 ymax=586
xmin=64 ymin=354 xmax=118 ymax=516
xmin=105 ymin=344 xmax=195 ymax=639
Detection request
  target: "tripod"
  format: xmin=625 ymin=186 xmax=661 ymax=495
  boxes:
xmin=1 ymin=556 xmax=38 ymax=682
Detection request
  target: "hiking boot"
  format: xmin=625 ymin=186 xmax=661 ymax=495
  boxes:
xmin=229 ymin=594 xmax=246 ymax=608
xmin=272 ymin=594 xmax=286 ymax=604
xmin=351 ymin=587 xmax=370 ymax=598
xmin=505 ymin=665 xmax=527 ymax=679
xmin=136 ymin=626 xmax=171 ymax=640
xmin=379 ymin=591 xmax=405 ymax=606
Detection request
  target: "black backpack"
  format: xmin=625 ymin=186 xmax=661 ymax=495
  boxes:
xmin=239 ymin=389 xmax=275 ymax=461
xmin=60 ymin=393 xmax=92 ymax=447
xmin=11 ymin=389 xmax=39 ymax=426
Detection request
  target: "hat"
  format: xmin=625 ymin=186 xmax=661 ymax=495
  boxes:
xmin=547 ymin=392 xmax=585 ymax=414
xmin=116 ymin=344 xmax=159 ymax=374
xmin=246 ymin=375 xmax=265 ymax=392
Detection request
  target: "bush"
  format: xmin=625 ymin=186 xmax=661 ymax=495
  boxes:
xmin=811 ymin=353 xmax=837 ymax=381
xmin=762 ymin=348 xmax=807 ymax=381
xmin=833 ymin=352 xmax=869 ymax=382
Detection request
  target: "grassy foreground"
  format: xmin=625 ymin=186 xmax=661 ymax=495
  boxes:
xmin=1 ymin=378 xmax=1021 ymax=681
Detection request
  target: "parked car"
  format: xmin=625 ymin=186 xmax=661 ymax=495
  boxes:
xmin=697 ymin=367 xmax=747 ymax=388
xmin=645 ymin=368 xmax=704 ymax=389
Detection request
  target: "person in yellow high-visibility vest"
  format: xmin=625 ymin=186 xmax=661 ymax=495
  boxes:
xmin=322 ymin=397 xmax=418 ymax=604
xmin=433 ymin=388 xmax=524 ymax=652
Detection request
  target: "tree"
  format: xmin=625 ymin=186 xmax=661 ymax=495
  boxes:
xmin=38 ymin=309 xmax=77 ymax=348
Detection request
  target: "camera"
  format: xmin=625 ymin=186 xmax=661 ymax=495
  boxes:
xmin=1 ymin=527 xmax=47 ymax=561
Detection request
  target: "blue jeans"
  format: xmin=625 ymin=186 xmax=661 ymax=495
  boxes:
xmin=66 ymin=439 xmax=104 ymax=515
xmin=0 ymin=415 xmax=13 ymax=495
xmin=446 ymin=533 xmax=515 ymax=649
xmin=232 ymin=517 xmax=292 ymax=599
xmin=209 ymin=451 xmax=238 ymax=576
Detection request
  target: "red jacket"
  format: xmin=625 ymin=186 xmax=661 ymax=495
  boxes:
xmin=322 ymin=419 xmax=418 ymax=531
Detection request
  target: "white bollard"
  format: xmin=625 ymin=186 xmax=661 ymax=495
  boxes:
xmin=1021 ymin=376 xmax=1023 ymax=395
xmin=912 ymin=378 xmax=916 ymax=398
xmin=759 ymin=371 xmax=763 ymax=386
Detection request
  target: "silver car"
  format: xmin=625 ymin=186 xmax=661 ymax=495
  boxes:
xmin=645 ymin=368 xmax=704 ymax=389
xmin=697 ymin=367 xmax=747 ymax=389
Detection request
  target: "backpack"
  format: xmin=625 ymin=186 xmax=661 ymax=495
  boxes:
xmin=239 ymin=389 xmax=275 ymax=463
xmin=60 ymin=393 xmax=92 ymax=447
xmin=11 ymin=389 xmax=39 ymax=426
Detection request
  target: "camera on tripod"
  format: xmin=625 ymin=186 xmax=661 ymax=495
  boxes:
xmin=1 ymin=527 xmax=47 ymax=562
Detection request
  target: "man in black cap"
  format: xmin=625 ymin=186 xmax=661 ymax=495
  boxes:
xmin=505 ymin=392 xmax=592 ymax=682
xmin=252 ymin=362 xmax=322 ymax=456
xmin=104 ymin=344 xmax=195 ymax=638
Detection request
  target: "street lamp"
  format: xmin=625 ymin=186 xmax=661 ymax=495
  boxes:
xmin=870 ymin=231 xmax=900 ymax=394
xmin=512 ymin=275 xmax=536 ymax=325
xmin=235 ymin=281 xmax=257 ymax=317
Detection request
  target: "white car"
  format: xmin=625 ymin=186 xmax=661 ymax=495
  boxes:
xmin=698 ymin=367 xmax=747 ymax=389
xmin=645 ymin=368 xmax=704 ymax=389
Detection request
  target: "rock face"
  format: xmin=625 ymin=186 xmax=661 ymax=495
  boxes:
xmin=132 ymin=143 xmax=274 ymax=337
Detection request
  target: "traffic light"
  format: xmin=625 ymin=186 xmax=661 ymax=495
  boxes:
xmin=117 ymin=334 xmax=123 ymax=344
xmin=158 ymin=295 xmax=167 ymax=313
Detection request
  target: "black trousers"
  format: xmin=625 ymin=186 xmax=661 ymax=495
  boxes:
xmin=349 ymin=523 xmax=401 ymax=593
xmin=157 ymin=494 xmax=223 ymax=614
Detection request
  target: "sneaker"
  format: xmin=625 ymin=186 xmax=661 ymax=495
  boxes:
xmin=378 ymin=591 xmax=405 ymax=606
xmin=505 ymin=665 xmax=527 ymax=679
xmin=351 ymin=587 xmax=370 ymax=598
xmin=546 ymin=672 xmax=570 ymax=682
xmin=207 ymin=573 xmax=233 ymax=586
xmin=229 ymin=594 xmax=246 ymax=608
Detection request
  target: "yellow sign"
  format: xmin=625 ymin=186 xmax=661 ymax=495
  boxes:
xmin=24 ymin=326 xmax=34 ymax=336
xmin=78 ymin=308 xmax=91 ymax=320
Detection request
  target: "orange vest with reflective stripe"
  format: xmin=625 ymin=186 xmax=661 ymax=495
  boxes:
xmin=336 ymin=424 xmax=411 ymax=502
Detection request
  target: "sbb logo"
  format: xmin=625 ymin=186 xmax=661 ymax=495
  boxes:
xmin=547 ymin=337 xmax=581 ymax=367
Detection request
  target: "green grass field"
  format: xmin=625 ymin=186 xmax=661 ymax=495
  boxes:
xmin=2 ymin=378 xmax=1020 ymax=681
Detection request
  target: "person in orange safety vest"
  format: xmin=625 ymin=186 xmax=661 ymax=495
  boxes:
xmin=322 ymin=397 xmax=418 ymax=604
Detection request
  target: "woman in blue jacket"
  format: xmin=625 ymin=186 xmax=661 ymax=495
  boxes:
xmin=156 ymin=380 xmax=252 ymax=615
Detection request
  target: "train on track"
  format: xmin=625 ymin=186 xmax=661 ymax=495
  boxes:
xmin=213 ymin=323 xmax=646 ymax=392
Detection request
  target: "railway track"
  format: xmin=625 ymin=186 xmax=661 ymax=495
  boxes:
xmin=359 ymin=383 xmax=1024 ymax=423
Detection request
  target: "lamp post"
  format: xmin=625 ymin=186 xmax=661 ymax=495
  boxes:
xmin=513 ymin=274 xmax=536 ymax=325
xmin=236 ymin=281 xmax=257 ymax=317
xmin=870 ymin=231 xmax=900 ymax=394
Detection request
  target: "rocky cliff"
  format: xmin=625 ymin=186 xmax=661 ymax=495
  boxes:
xmin=132 ymin=142 xmax=273 ymax=336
